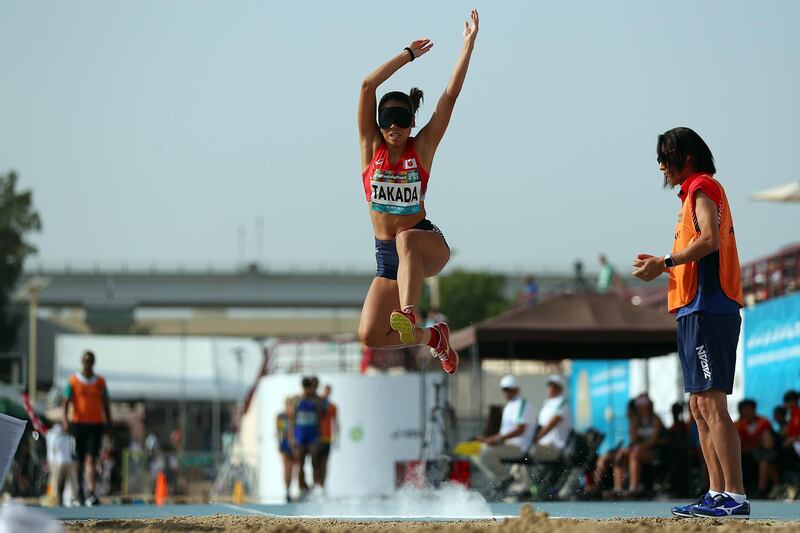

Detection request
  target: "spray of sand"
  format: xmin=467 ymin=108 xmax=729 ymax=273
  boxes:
xmin=296 ymin=483 xmax=493 ymax=518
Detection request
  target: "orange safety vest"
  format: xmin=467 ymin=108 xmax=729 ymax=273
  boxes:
xmin=667 ymin=174 xmax=744 ymax=313
xmin=320 ymin=402 xmax=337 ymax=443
xmin=67 ymin=373 xmax=108 ymax=424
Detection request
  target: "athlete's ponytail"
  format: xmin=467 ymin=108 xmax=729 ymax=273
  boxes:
xmin=378 ymin=88 xmax=424 ymax=115
xmin=408 ymin=87 xmax=424 ymax=114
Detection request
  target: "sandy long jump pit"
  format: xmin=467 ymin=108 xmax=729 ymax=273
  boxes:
xmin=64 ymin=509 xmax=800 ymax=533
xmin=54 ymin=492 xmax=800 ymax=533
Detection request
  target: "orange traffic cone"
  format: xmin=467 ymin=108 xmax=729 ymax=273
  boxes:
xmin=154 ymin=471 xmax=168 ymax=506
xmin=232 ymin=480 xmax=245 ymax=504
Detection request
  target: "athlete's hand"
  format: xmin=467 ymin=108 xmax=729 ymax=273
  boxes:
xmin=407 ymin=39 xmax=433 ymax=60
xmin=632 ymin=254 xmax=665 ymax=281
xmin=463 ymin=9 xmax=479 ymax=46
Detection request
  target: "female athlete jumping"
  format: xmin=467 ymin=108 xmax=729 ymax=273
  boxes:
xmin=357 ymin=10 xmax=479 ymax=374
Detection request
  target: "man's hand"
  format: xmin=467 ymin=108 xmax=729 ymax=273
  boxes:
xmin=632 ymin=254 xmax=666 ymax=281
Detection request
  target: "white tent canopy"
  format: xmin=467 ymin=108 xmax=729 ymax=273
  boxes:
xmin=751 ymin=181 xmax=800 ymax=202
xmin=54 ymin=334 xmax=264 ymax=401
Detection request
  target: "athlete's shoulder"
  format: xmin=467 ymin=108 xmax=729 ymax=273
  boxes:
xmin=689 ymin=174 xmax=722 ymax=205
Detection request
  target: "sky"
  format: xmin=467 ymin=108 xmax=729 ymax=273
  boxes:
xmin=1 ymin=0 xmax=798 ymax=274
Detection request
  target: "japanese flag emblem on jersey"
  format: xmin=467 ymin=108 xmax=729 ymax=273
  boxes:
xmin=403 ymin=158 xmax=418 ymax=170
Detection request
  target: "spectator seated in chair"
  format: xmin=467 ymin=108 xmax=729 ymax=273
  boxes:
xmin=471 ymin=375 xmax=537 ymax=496
xmin=611 ymin=394 xmax=668 ymax=498
xmin=735 ymin=398 xmax=779 ymax=497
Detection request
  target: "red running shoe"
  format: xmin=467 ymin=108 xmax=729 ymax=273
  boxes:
xmin=390 ymin=307 xmax=416 ymax=345
xmin=430 ymin=322 xmax=459 ymax=375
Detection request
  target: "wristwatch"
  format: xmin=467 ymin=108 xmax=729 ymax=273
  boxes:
xmin=664 ymin=254 xmax=675 ymax=269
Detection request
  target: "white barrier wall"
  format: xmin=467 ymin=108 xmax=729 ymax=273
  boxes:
xmin=253 ymin=373 xmax=443 ymax=502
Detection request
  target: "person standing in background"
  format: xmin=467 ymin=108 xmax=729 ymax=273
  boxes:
xmin=62 ymin=350 xmax=112 ymax=506
xmin=276 ymin=397 xmax=294 ymax=502
xmin=291 ymin=377 xmax=324 ymax=498
xmin=317 ymin=384 xmax=339 ymax=489
xmin=634 ymin=128 xmax=747 ymax=518
xmin=597 ymin=254 xmax=622 ymax=294
xmin=46 ymin=422 xmax=75 ymax=506
xmin=516 ymin=276 xmax=540 ymax=305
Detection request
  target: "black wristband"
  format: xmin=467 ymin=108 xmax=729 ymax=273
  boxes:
xmin=404 ymin=47 xmax=415 ymax=61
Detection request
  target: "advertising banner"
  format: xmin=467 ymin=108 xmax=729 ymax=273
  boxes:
xmin=570 ymin=359 xmax=630 ymax=454
xmin=743 ymin=293 xmax=800 ymax=413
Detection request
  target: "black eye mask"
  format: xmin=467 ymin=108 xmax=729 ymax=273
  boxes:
xmin=378 ymin=107 xmax=413 ymax=129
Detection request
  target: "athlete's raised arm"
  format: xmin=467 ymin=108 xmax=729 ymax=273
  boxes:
xmin=358 ymin=39 xmax=433 ymax=168
xmin=415 ymin=9 xmax=479 ymax=167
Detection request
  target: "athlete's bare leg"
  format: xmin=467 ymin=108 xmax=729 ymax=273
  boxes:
xmin=85 ymin=456 xmax=96 ymax=495
xmin=394 ymin=229 xmax=449 ymax=343
xmin=396 ymin=229 xmax=450 ymax=305
xmin=359 ymin=278 xmax=404 ymax=348
xmin=690 ymin=394 xmax=725 ymax=493
xmin=359 ymin=228 xmax=449 ymax=348
xmin=695 ymin=390 xmax=745 ymax=494
xmin=281 ymin=454 xmax=293 ymax=496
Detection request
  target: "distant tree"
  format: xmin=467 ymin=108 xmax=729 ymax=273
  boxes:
xmin=420 ymin=269 xmax=509 ymax=330
xmin=0 ymin=171 xmax=42 ymax=350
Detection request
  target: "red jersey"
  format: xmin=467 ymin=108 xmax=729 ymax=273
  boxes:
xmin=735 ymin=416 xmax=771 ymax=450
xmin=362 ymin=138 xmax=430 ymax=215
xmin=788 ymin=406 xmax=800 ymax=438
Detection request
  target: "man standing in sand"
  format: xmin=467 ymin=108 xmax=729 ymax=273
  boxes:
xmin=633 ymin=127 xmax=748 ymax=519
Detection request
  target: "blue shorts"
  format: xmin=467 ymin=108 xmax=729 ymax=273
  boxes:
xmin=677 ymin=312 xmax=741 ymax=395
xmin=374 ymin=219 xmax=448 ymax=280
xmin=294 ymin=428 xmax=319 ymax=447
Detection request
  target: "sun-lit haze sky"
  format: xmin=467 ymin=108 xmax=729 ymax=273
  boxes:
xmin=2 ymin=1 xmax=798 ymax=273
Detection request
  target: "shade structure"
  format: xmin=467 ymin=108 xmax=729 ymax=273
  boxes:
xmin=450 ymin=293 xmax=677 ymax=360
xmin=751 ymin=181 xmax=800 ymax=202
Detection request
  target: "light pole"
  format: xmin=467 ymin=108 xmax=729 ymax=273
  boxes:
xmin=13 ymin=276 xmax=50 ymax=406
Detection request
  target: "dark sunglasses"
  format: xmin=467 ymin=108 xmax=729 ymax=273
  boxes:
xmin=378 ymin=106 xmax=412 ymax=129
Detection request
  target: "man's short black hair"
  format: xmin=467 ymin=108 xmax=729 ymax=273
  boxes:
xmin=738 ymin=399 xmax=756 ymax=414
xmin=784 ymin=390 xmax=799 ymax=403
xmin=301 ymin=377 xmax=312 ymax=387
xmin=657 ymin=127 xmax=716 ymax=174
